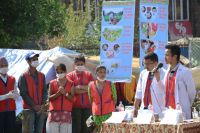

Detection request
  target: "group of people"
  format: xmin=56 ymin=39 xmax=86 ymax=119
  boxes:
xmin=134 ymin=44 xmax=196 ymax=120
xmin=0 ymin=44 xmax=197 ymax=133
xmin=0 ymin=53 xmax=119 ymax=133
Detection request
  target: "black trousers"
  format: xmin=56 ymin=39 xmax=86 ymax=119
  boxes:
xmin=72 ymin=108 xmax=91 ymax=133
xmin=0 ymin=111 xmax=16 ymax=133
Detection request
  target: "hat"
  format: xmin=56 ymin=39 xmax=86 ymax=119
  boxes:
xmin=0 ymin=57 xmax=8 ymax=66
xmin=25 ymin=52 xmax=39 ymax=61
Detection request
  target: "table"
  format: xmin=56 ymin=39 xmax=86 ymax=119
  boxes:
xmin=99 ymin=119 xmax=200 ymax=133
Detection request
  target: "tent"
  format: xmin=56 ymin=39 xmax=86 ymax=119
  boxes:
xmin=0 ymin=47 xmax=98 ymax=115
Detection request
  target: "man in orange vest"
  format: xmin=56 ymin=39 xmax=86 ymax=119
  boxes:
xmin=18 ymin=52 xmax=47 ymax=133
xmin=0 ymin=57 xmax=19 ymax=133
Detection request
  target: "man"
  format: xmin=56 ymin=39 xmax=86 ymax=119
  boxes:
xmin=164 ymin=44 xmax=196 ymax=119
xmin=18 ymin=52 xmax=47 ymax=133
xmin=134 ymin=53 xmax=166 ymax=117
xmin=0 ymin=57 xmax=19 ymax=133
xmin=67 ymin=54 xmax=94 ymax=133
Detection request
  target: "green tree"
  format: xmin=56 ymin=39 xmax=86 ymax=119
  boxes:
xmin=62 ymin=2 xmax=100 ymax=54
xmin=0 ymin=0 xmax=67 ymax=48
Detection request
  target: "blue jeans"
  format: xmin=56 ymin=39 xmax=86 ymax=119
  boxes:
xmin=22 ymin=110 xmax=46 ymax=133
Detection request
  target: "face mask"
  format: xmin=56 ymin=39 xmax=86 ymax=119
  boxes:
xmin=31 ymin=61 xmax=39 ymax=68
xmin=56 ymin=73 xmax=66 ymax=79
xmin=75 ymin=66 xmax=85 ymax=72
xmin=0 ymin=67 xmax=8 ymax=75
xmin=97 ymin=77 xmax=105 ymax=82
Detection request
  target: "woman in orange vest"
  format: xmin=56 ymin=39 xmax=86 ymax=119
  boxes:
xmin=88 ymin=65 xmax=117 ymax=129
xmin=46 ymin=63 xmax=74 ymax=133
xmin=0 ymin=57 xmax=19 ymax=133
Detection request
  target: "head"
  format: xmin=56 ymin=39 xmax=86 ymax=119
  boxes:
xmin=0 ymin=57 xmax=8 ymax=76
xmin=55 ymin=64 xmax=67 ymax=79
xmin=143 ymin=53 xmax=158 ymax=71
xmin=25 ymin=52 xmax=39 ymax=68
xmin=142 ymin=6 xmax=146 ymax=12
xmin=146 ymin=12 xmax=152 ymax=19
xmin=96 ymin=65 xmax=106 ymax=82
xmin=74 ymin=54 xmax=86 ymax=72
xmin=165 ymin=44 xmax=180 ymax=65
xmin=113 ymin=44 xmax=120 ymax=51
xmin=141 ymin=40 xmax=147 ymax=49
xmin=102 ymin=44 xmax=108 ymax=51
xmin=152 ymin=7 xmax=157 ymax=12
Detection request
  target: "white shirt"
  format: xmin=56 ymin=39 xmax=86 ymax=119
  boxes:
xmin=135 ymin=68 xmax=166 ymax=117
xmin=163 ymin=63 xmax=196 ymax=119
xmin=0 ymin=74 xmax=7 ymax=83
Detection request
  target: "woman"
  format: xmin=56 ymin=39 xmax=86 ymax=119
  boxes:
xmin=46 ymin=64 xmax=74 ymax=133
xmin=88 ymin=65 xmax=117 ymax=130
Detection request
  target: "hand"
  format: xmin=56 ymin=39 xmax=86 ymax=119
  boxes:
xmin=7 ymin=91 xmax=18 ymax=99
xmin=75 ymin=85 xmax=82 ymax=91
xmin=154 ymin=71 xmax=160 ymax=82
xmin=34 ymin=105 xmax=41 ymax=112
xmin=59 ymin=86 xmax=66 ymax=95
xmin=133 ymin=109 xmax=138 ymax=117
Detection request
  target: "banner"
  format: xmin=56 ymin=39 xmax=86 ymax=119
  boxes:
xmin=169 ymin=21 xmax=193 ymax=41
xmin=139 ymin=0 xmax=168 ymax=70
xmin=100 ymin=0 xmax=136 ymax=82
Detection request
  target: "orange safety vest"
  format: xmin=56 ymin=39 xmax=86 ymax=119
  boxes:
xmin=0 ymin=76 xmax=16 ymax=112
xmin=23 ymin=71 xmax=44 ymax=109
xmin=68 ymin=71 xmax=93 ymax=108
xmin=49 ymin=79 xmax=74 ymax=112
xmin=89 ymin=80 xmax=115 ymax=115
xmin=165 ymin=70 xmax=177 ymax=109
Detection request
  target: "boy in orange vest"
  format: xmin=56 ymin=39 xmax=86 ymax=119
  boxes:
xmin=67 ymin=54 xmax=94 ymax=133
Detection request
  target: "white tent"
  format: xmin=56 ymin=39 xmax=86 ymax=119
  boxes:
xmin=0 ymin=47 xmax=98 ymax=115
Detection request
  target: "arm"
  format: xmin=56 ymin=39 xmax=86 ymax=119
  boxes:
xmin=0 ymin=94 xmax=9 ymax=101
xmin=111 ymin=83 xmax=117 ymax=105
xmin=65 ymin=85 xmax=75 ymax=101
xmin=75 ymin=73 xmax=94 ymax=93
xmin=48 ymin=84 xmax=61 ymax=101
xmin=0 ymin=78 xmax=19 ymax=101
xmin=184 ymin=70 xmax=196 ymax=105
xmin=42 ymin=75 xmax=48 ymax=104
xmin=18 ymin=75 xmax=35 ymax=109
xmin=74 ymin=85 xmax=88 ymax=94
xmin=88 ymin=84 xmax=92 ymax=103
xmin=133 ymin=98 xmax=141 ymax=117
xmin=133 ymin=73 xmax=143 ymax=117
xmin=67 ymin=72 xmax=87 ymax=94
xmin=154 ymin=69 xmax=166 ymax=90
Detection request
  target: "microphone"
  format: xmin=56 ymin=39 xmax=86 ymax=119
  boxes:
xmin=152 ymin=63 xmax=163 ymax=73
